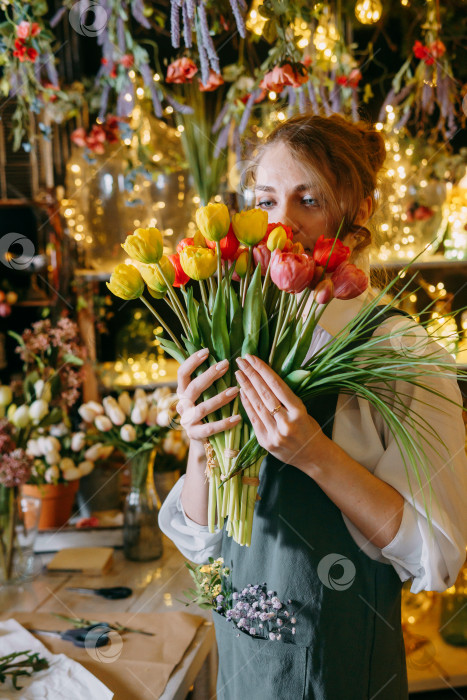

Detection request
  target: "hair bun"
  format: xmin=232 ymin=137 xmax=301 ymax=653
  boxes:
xmin=357 ymin=126 xmax=386 ymax=175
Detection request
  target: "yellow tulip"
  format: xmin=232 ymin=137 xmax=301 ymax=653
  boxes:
xmin=121 ymin=227 xmax=163 ymax=264
xmin=139 ymin=256 xmax=175 ymax=293
xmin=179 ymin=246 xmax=217 ymax=280
xmin=234 ymin=250 xmax=249 ymax=278
xmin=193 ymin=230 xmax=208 ymax=247
xmin=266 ymin=225 xmax=287 ymax=252
xmin=106 ymin=264 xmax=144 ymax=299
xmin=195 ymin=203 xmax=230 ymax=242
xmin=232 ymin=208 xmax=268 ymax=246
xmin=148 ymin=287 xmax=166 ymax=299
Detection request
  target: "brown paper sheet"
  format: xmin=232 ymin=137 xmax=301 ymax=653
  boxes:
xmin=3 ymin=611 xmax=205 ymax=700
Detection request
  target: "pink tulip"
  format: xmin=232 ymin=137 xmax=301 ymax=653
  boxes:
xmin=331 ymin=261 xmax=368 ymax=300
xmin=314 ymin=278 xmax=334 ymax=305
xmin=252 ymin=244 xmax=271 ymax=275
xmin=270 ymin=249 xmax=315 ymax=293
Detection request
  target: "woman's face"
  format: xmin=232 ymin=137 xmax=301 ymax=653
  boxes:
xmin=254 ymin=141 xmax=335 ymax=253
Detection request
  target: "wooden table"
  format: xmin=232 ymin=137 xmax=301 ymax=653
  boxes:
xmin=3 ymin=536 xmax=467 ymax=699
xmin=0 ymin=536 xmax=217 ymax=700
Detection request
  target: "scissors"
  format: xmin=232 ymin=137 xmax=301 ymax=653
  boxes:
xmin=65 ymin=586 xmax=133 ymax=600
xmin=29 ymin=623 xmax=111 ymax=648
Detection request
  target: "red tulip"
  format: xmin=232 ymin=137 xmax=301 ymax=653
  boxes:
xmin=166 ymin=57 xmax=198 ymax=84
xmin=314 ymin=279 xmax=334 ymax=305
xmin=199 ymin=70 xmax=224 ymax=92
xmin=16 ymin=21 xmax=40 ymax=40
xmin=205 ymin=223 xmax=239 ymax=260
xmin=120 ymin=54 xmax=134 ymax=68
xmin=259 ymin=63 xmax=308 ymax=92
xmin=168 ymin=253 xmax=190 ymax=287
xmin=331 ymin=261 xmax=368 ymax=300
xmin=176 ymin=237 xmax=195 ymax=254
xmin=270 ymin=249 xmax=315 ymax=293
xmin=252 ymin=244 xmax=271 ymax=275
xmin=312 ymin=235 xmax=350 ymax=273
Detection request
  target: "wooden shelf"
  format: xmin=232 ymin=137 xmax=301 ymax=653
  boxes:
xmin=16 ymin=298 xmax=56 ymax=307
xmin=371 ymin=255 xmax=467 ymax=270
xmin=75 ymin=269 xmax=111 ymax=281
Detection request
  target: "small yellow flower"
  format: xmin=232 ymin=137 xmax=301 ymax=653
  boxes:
xmin=179 ymin=246 xmax=217 ymax=280
xmin=122 ymin=227 xmax=163 ymax=264
xmin=232 ymin=208 xmax=268 ymax=246
xmin=199 ymin=565 xmax=211 ymax=574
xmin=267 ymin=225 xmax=287 ymax=252
xmin=195 ymin=203 xmax=230 ymax=242
xmin=139 ymin=256 xmax=175 ymax=293
xmin=107 ymin=264 xmax=144 ymax=300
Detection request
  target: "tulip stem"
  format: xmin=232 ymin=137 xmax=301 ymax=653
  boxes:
xmin=296 ymin=288 xmax=313 ymax=321
xmin=199 ymin=279 xmax=209 ymax=311
xmin=268 ymin=290 xmax=286 ymax=364
xmin=216 ymin=241 xmax=222 ymax=286
xmin=140 ymin=296 xmax=184 ymax=350
xmin=261 ymin=258 xmax=272 ymax=296
xmin=155 ymin=263 xmax=190 ymax=333
xmin=241 ymin=246 xmax=254 ymax=307
xmin=275 ymin=293 xmax=296 ymax=348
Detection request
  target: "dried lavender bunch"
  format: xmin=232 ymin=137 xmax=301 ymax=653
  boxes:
xmin=170 ymin=0 xmax=246 ymax=76
xmin=223 ymin=584 xmax=297 ymax=641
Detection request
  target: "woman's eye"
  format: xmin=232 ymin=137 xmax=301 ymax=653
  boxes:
xmin=301 ymin=196 xmax=318 ymax=207
xmin=257 ymin=199 xmax=275 ymax=209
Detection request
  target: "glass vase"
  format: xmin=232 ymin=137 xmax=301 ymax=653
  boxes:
xmin=439 ymin=557 xmax=467 ymax=646
xmin=123 ymin=449 xmax=163 ymax=562
xmin=0 ymin=486 xmax=42 ymax=586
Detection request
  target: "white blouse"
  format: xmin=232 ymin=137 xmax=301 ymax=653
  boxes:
xmin=159 ymin=293 xmax=467 ymax=594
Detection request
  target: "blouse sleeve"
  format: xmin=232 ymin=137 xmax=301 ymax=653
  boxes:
xmin=333 ymin=315 xmax=467 ymax=594
xmin=158 ymin=474 xmax=223 ymax=564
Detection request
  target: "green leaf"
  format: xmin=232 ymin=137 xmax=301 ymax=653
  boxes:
xmin=270 ymin=326 xmax=293 ymax=373
xmin=258 ymin=305 xmax=270 ymax=361
xmin=197 ymin=302 xmax=215 ymax=356
xmin=230 ymin=305 xmax=243 ymax=364
xmin=212 ymin=280 xmax=231 ymax=368
xmin=182 ymin=336 xmax=199 ymax=357
xmin=284 ymin=369 xmax=310 ymax=391
xmin=281 ymin=311 xmax=317 ymax=375
xmin=62 ymin=353 xmax=84 ymax=366
xmin=39 ymin=407 xmax=62 ymax=428
xmin=158 ymin=338 xmax=188 ymax=365
xmin=186 ymin=286 xmax=200 ymax=345
xmin=229 ymin=283 xmax=240 ymax=325
xmin=241 ymin=265 xmax=263 ymax=357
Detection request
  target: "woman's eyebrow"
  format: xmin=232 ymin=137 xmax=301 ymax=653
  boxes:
xmin=255 ymin=184 xmax=313 ymax=192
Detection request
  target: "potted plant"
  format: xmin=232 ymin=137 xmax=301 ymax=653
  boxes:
xmin=78 ymin=386 xmax=183 ymax=560
xmin=23 ymin=425 xmax=113 ymax=530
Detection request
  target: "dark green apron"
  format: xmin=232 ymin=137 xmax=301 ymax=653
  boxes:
xmin=213 ymin=308 xmax=409 ymax=700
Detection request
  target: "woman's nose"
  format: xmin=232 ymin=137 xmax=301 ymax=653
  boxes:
xmin=273 ymin=202 xmax=298 ymax=232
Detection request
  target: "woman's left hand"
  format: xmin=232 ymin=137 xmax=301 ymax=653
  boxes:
xmin=235 ymin=354 xmax=329 ymax=471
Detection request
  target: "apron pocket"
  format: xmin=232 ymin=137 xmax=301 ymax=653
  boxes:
xmin=213 ymin=610 xmax=307 ymax=700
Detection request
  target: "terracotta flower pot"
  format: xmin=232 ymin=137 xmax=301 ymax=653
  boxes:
xmin=22 ymin=481 xmax=80 ymax=530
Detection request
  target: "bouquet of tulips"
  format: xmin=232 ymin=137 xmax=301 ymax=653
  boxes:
xmin=107 ymin=203 xmax=466 ymax=546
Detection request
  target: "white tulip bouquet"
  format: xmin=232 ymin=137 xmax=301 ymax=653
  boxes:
xmin=26 ymin=426 xmax=113 ymax=485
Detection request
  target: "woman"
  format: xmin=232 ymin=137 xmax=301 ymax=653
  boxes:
xmin=159 ymin=114 xmax=467 ymax=699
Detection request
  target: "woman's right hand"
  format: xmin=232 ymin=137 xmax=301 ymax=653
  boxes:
xmin=176 ymin=348 xmax=241 ymax=444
